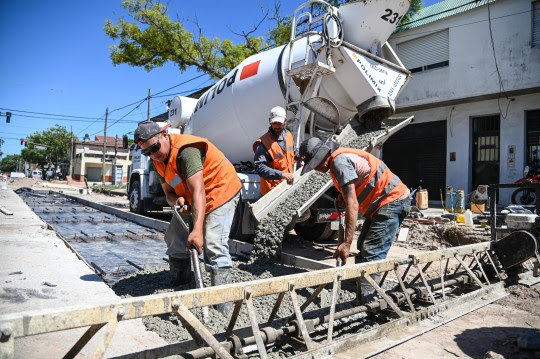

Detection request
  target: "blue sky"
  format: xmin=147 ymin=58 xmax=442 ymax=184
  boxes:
xmin=0 ymin=0 xmax=442 ymax=157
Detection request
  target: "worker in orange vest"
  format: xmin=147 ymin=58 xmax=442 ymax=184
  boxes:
xmin=134 ymin=121 xmax=241 ymax=312
xmin=253 ymin=106 xmax=297 ymax=195
xmin=299 ymin=137 xmax=410 ymax=302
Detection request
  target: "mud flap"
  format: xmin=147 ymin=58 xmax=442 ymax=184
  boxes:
xmin=494 ymin=230 xmax=538 ymax=269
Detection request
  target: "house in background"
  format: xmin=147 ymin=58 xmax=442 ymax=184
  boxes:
xmin=382 ymin=0 xmax=540 ymax=205
xmin=72 ymin=135 xmax=130 ymax=184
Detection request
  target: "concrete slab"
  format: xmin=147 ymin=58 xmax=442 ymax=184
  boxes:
xmin=0 ymin=188 xmax=166 ymax=358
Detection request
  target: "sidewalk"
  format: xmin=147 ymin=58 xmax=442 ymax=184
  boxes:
xmin=0 ymin=188 xmax=166 ymax=358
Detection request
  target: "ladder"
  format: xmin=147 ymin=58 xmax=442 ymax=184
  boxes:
xmin=284 ymin=1 xmax=338 ymax=149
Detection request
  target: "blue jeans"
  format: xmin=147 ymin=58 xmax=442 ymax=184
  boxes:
xmin=165 ymin=192 xmax=240 ymax=270
xmin=355 ymin=198 xmax=411 ymax=263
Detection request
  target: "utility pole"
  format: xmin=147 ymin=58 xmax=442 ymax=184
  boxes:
xmin=68 ymin=126 xmax=74 ymax=178
xmin=102 ymin=107 xmax=108 ymax=185
xmin=147 ymin=88 xmax=151 ymax=121
xmin=113 ymin=134 xmax=118 ymax=185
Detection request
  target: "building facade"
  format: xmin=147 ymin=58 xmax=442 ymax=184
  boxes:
xmin=382 ymin=0 xmax=540 ymax=205
xmin=72 ymin=135 xmax=130 ymax=184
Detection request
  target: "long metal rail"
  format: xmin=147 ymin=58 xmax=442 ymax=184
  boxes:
xmin=1 ymin=241 xmax=529 ymax=359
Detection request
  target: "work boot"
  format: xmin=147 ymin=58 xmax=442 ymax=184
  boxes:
xmin=169 ymin=256 xmax=193 ymax=286
xmin=210 ymin=267 xmax=233 ymax=314
xmin=357 ymin=273 xmax=382 ymax=305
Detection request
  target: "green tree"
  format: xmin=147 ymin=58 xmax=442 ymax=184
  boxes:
xmin=0 ymin=154 xmax=21 ymax=172
xmin=21 ymin=125 xmax=76 ymax=174
xmin=104 ymin=0 xmax=267 ymax=80
xmin=105 ymin=0 xmax=421 ymax=78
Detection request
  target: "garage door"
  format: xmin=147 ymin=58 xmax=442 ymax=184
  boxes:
xmin=382 ymin=121 xmax=446 ymax=200
xmin=86 ymin=167 xmax=102 ymax=182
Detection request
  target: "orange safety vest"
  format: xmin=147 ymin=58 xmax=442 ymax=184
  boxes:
xmin=253 ymin=130 xmax=295 ymax=195
xmin=329 ymin=147 xmax=408 ymax=219
xmin=154 ymin=134 xmax=241 ymax=214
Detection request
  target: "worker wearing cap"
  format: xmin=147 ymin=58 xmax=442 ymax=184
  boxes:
xmin=134 ymin=121 xmax=241 ymax=311
xmin=253 ymin=106 xmax=297 ymax=195
xmin=299 ymin=137 xmax=410 ymax=301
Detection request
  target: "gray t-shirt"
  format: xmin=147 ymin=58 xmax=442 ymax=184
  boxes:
xmin=331 ymin=153 xmax=371 ymax=189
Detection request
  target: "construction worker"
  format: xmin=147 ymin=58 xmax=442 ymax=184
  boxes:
xmin=299 ymin=137 xmax=410 ymax=301
xmin=134 ymin=121 xmax=241 ymax=312
xmin=253 ymin=106 xmax=296 ymax=195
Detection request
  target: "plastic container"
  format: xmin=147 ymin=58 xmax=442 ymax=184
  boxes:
xmin=445 ymin=188 xmax=465 ymax=213
xmin=445 ymin=187 xmax=455 ymax=211
xmin=464 ymin=209 xmax=474 ymax=227
xmin=505 ymin=213 xmax=537 ymax=230
xmin=455 ymin=190 xmax=465 ymax=213
xmin=471 ymin=202 xmax=485 ymax=214
xmin=415 ymin=189 xmax=428 ymax=210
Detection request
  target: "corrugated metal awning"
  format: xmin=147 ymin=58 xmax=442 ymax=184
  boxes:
xmin=395 ymin=0 xmax=497 ymax=33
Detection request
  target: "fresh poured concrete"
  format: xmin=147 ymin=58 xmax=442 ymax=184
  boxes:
xmin=0 ymin=187 xmax=166 ymax=358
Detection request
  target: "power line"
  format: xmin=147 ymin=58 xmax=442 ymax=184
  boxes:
xmin=152 ymin=73 xmax=206 ymax=96
xmin=9 ymin=113 xmax=138 ymax=123
xmin=90 ymin=99 xmax=146 ymax=137
xmin=0 ymin=107 xmax=114 ymax=120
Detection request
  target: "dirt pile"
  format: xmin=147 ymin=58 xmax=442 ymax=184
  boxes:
xmin=7 ymin=177 xmax=42 ymax=189
xmin=498 ymin=284 xmax=540 ymax=316
xmin=402 ymin=221 xmax=491 ymax=248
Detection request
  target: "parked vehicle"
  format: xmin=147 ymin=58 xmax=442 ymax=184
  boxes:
xmin=31 ymin=170 xmax=42 ymax=179
xmin=511 ymin=166 xmax=540 ymax=205
xmin=126 ymin=0 xmax=413 ymax=240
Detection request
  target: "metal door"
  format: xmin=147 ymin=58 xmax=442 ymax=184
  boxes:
xmin=382 ymin=120 xmax=446 ymax=200
xmin=472 ymin=115 xmax=500 ymax=190
xmin=526 ymin=110 xmax=540 ymax=170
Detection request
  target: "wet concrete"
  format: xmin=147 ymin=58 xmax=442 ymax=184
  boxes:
xmin=112 ymin=258 xmax=360 ymax=345
xmin=251 ymin=122 xmax=386 ymax=261
xmin=16 ymin=189 xmax=167 ymax=283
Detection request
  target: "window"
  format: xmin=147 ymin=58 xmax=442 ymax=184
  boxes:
xmin=397 ymin=30 xmax=449 ymax=73
xmin=533 ymin=1 xmax=540 ymax=47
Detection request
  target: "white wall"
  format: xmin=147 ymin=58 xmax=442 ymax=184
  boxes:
xmin=399 ymin=93 xmax=539 ymax=204
xmin=389 ymin=0 xmax=540 ymax=107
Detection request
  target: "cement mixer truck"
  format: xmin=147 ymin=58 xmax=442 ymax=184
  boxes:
xmin=127 ymin=0 xmax=413 ymax=240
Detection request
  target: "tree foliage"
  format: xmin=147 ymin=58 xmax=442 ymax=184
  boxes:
xmin=105 ymin=0 xmax=268 ymax=80
xmin=105 ymin=0 xmax=422 ymax=78
xmin=21 ymin=125 xmax=75 ymax=171
xmin=0 ymin=154 xmax=21 ymax=172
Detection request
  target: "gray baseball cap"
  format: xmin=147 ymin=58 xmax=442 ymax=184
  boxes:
xmin=299 ymin=137 xmax=339 ymax=175
xmin=134 ymin=121 xmax=162 ymax=144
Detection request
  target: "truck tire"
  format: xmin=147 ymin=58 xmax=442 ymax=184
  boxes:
xmin=129 ymin=180 xmax=145 ymax=215
xmin=294 ymin=221 xmax=335 ymax=241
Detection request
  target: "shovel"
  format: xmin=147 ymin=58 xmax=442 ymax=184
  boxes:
xmin=172 ymin=206 xmax=209 ymax=324
xmin=334 ymin=199 xmax=345 ymax=268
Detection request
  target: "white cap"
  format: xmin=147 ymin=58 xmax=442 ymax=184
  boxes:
xmin=269 ymin=106 xmax=286 ymax=124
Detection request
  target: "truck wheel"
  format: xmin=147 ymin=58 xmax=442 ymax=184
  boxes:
xmin=294 ymin=221 xmax=335 ymax=241
xmin=129 ymin=180 xmax=145 ymax=214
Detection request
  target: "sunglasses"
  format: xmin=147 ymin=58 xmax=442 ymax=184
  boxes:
xmin=141 ymin=139 xmax=161 ymax=156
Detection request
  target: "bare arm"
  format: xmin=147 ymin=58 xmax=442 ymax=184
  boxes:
xmin=161 ymin=182 xmax=180 ymax=207
xmin=184 ymin=170 xmax=206 ymax=254
xmin=333 ymin=182 xmax=358 ymax=264
xmin=342 ymin=182 xmax=358 ymax=246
